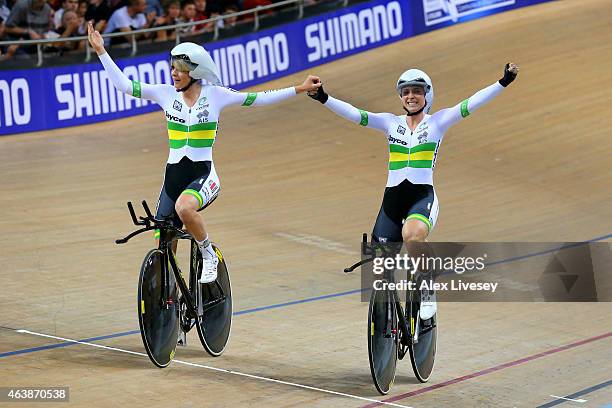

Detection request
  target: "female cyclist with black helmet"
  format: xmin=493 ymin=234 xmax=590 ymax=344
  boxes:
xmin=87 ymin=22 xmax=321 ymax=283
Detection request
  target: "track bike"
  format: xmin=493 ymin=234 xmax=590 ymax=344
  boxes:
xmin=345 ymin=234 xmax=437 ymax=394
xmin=116 ymin=201 xmax=232 ymax=367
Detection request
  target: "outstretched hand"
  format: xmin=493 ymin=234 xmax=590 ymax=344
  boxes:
xmin=303 ymin=76 xmax=328 ymax=104
xmin=297 ymin=75 xmax=322 ymax=94
xmin=499 ymin=62 xmax=519 ymax=87
xmin=308 ymin=83 xmax=328 ymax=104
xmin=87 ymin=21 xmax=106 ymax=56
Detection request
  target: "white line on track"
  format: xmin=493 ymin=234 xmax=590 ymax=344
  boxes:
xmin=274 ymin=232 xmax=356 ymax=255
xmin=16 ymin=329 xmax=412 ymax=408
xmin=549 ymin=395 xmax=587 ymax=403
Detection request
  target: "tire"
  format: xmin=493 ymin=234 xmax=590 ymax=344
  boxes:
xmin=407 ymin=280 xmax=437 ymax=382
xmin=367 ymin=287 xmax=399 ymax=395
xmin=196 ymin=244 xmax=233 ymax=357
xmin=138 ymin=249 xmax=180 ymax=368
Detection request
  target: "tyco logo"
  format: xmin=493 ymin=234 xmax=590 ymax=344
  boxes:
xmin=388 ymin=135 xmax=408 ymax=145
xmin=165 ymin=111 xmax=185 ymax=123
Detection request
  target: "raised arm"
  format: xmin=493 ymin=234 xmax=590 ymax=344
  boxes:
xmin=433 ymin=63 xmax=519 ymax=133
xmin=213 ymin=75 xmax=322 ymax=111
xmin=308 ymin=84 xmax=393 ymax=133
xmin=87 ymin=22 xmax=170 ymax=103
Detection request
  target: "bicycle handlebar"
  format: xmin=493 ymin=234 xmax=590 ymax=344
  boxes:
xmin=344 ymin=233 xmax=403 ymax=273
xmin=344 ymin=257 xmax=375 ymax=273
xmin=115 ymin=200 xmax=191 ymax=244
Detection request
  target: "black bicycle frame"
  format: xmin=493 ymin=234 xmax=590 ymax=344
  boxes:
xmin=158 ymin=227 xmax=198 ymax=319
xmin=386 ymin=269 xmax=413 ymax=346
xmin=117 ymin=200 xmax=228 ymax=321
xmin=345 ymin=233 xmax=414 ymax=346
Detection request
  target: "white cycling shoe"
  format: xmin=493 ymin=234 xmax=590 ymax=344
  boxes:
xmin=419 ymin=289 xmax=437 ymax=320
xmin=199 ymin=255 xmax=219 ymax=284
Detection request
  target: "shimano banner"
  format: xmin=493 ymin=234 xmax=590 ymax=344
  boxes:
xmin=0 ymin=0 xmax=552 ymax=136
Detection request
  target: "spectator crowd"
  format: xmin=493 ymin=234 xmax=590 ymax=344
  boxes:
xmin=0 ymin=0 xmax=289 ymax=60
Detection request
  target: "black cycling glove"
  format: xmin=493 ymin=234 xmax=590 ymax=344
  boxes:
xmin=308 ymin=84 xmax=329 ymax=104
xmin=498 ymin=63 xmax=517 ymax=87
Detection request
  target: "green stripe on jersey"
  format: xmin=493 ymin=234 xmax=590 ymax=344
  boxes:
xmin=389 ymin=144 xmax=409 ymax=154
xmin=242 ymin=93 xmax=257 ymax=106
xmin=190 ymin=122 xmax=217 ymax=131
xmin=169 ymin=139 xmax=215 ymax=149
xmin=167 ymin=121 xmax=188 ymax=131
xmin=389 ymin=161 xmax=408 ymax=170
xmin=460 ymin=99 xmax=470 ymax=118
xmin=409 ymin=142 xmax=437 ymax=153
xmin=167 ymin=122 xmax=217 ymax=132
xmin=408 ymin=160 xmax=433 ymax=168
xmin=389 ymin=143 xmax=436 ymax=154
xmin=388 ymin=160 xmax=433 ymax=170
xmin=169 ymin=139 xmax=187 ymax=149
xmin=188 ymin=138 xmax=214 ymax=148
xmin=132 ymin=81 xmax=142 ymax=98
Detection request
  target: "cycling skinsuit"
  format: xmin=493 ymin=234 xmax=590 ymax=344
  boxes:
xmin=98 ymin=52 xmax=297 ymax=229
xmin=321 ymin=82 xmax=505 ymax=241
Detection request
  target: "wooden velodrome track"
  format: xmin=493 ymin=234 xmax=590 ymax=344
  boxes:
xmin=1 ymin=0 xmax=611 ymax=406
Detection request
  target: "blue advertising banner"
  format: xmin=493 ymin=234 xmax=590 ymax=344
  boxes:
xmin=0 ymin=0 xmax=552 ymax=136
xmin=410 ymin=0 xmax=549 ymax=32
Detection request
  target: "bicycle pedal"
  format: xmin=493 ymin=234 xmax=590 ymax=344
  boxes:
xmin=177 ymin=331 xmax=187 ymax=347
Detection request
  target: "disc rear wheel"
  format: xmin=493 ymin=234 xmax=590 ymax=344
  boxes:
xmin=196 ymin=245 xmax=233 ymax=356
xmin=407 ymin=282 xmax=437 ymax=382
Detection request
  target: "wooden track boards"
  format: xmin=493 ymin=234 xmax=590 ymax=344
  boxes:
xmin=1 ymin=0 xmax=610 ymax=406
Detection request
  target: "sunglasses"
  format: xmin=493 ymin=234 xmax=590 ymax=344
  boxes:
xmin=171 ymin=55 xmax=198 ymax=72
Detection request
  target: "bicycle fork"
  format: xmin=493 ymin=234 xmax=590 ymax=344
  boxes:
xmin=392 ymin=289 xmax=418 ymax=346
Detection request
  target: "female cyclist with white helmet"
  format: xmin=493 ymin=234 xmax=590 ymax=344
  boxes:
xmin=87 ymin=22 xmax=321 ymax=283
xmin=308 ymin=64 xmax=519 ymax=244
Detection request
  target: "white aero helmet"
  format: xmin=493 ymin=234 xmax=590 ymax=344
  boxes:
xmin=396 ymin=69 xmax=434 ymax=114
xmin=170 ymin=42 xmax=222 ymax=86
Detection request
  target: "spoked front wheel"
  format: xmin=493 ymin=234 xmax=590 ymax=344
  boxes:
xmin=196 ymin=245 xmax=233 ymax=356
xmin=138 ymin=249 xmax=180 ymax=368
xmin=407 ymin=281 xmax=437 ymax=382
xmin=368 ymin=287 xmax=399 ymax=395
